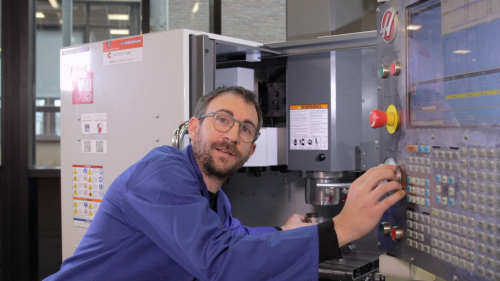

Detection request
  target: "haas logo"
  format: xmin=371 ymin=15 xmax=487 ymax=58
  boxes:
xmin=380 ymin=7 xmax=399 ymax=44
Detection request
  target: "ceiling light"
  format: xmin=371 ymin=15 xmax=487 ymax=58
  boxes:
xmin=407 ymin=25 xmax=422 ymax=30
xmin=36 ymin=12 xmax=45 ymax=18
xmin=192 ymin=2 xmax=200 ymax=13
xmin=453 ymin=50 xmax=471 ymax=54
xmin=110 ymin=29 xmax=130 ymax=35
xmin=48 ymin=0 xmax=60 ymax=9
xmin=108 ymin=14 xmax=129 ymax=21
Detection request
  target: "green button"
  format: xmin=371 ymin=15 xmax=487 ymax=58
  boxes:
xmin=379 ymin=65 xmax=388 ymax=78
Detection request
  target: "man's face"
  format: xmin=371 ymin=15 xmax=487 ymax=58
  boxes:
xmin=190 ymin=93 xmax=257 ymax=182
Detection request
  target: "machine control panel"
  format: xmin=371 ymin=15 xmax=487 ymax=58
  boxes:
xmin=376 ymin=0 xmax=500 ymax=280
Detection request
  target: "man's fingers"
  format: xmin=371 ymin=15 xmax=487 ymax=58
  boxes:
xmin=377 ymin=190 xmax=406 ymax=212
xmin=351 ymin=165 xmax=398 ymax=190
xmin=370 ymin=180 xmax=403 ymax=201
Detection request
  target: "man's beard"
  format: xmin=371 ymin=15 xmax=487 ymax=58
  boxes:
xmin=193 ymin=138 xmax=248 ymax=182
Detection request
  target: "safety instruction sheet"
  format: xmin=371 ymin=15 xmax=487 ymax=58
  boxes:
xmin=72 ymin=165 xmax=104 ymax=228
xmin=289 ymin=104 xmax=329 ymax=150
xmin=81 ymin=113 xmax=107 ymax=153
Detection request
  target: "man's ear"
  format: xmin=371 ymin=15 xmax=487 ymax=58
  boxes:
xmin=245 ymin=143 xmax=257 ymax=162
xmin=187 ymin=117 xmax=200 ymax=144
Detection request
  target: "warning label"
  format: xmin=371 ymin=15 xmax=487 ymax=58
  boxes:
xmin=290 ymin=104 xmax=329 ymax=150
xmin=72 ymin=165 xmax=104 ymax=228
xmin=72 ymin=66 xmax=93 ymax=104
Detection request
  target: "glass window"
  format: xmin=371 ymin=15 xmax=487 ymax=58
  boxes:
xmin=221 ymin=0 xmax=286 ymax=43
xmin=35 ymin=0 xmax=141 ymax=167
xmin=151 ymin=0 xmax=209 ymax=32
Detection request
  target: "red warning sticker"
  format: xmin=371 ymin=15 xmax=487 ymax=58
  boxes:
xmin=72 ymin=66 xmax=93 ymax=104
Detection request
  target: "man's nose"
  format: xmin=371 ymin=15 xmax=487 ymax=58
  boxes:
xmin=223 ymin=124 xmax=240 ymax=143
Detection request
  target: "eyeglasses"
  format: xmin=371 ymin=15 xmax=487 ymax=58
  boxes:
xmin=198 ymin=112 xmax=260 ymax=143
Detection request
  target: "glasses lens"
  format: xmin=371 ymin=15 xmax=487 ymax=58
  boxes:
xmin=213 ymin=113 xmax=256 ymax=143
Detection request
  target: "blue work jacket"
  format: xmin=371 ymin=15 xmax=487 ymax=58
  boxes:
xmin=45 ymin=145 xmax=319 ymax=280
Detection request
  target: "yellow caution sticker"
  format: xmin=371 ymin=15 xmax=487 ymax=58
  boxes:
xmin=74 ymin=183 xmax=77 ymax=188
xmin=89 ymin=203 xmax=93 ymax=209
xmin=74 ymin=201 xmax=78 ymax=207
xmin=88 ymin=169 xmax=93 ymax=175
xmin=88 ymin=177 xmax=92 ymax=182
xmin=74 ymin=190 xmax=78 ymax=195
xmin=74 ymin=208 xmax=78 ymax=214
xmin=73 ymin=168 xmax=77 ymax=174
xmin=290 ymin=104 xmax=328 ymax=110
xmin=88 ymin=184 xmax=92 ymax=190
xmin=73 ymin=175 xmax=77 ymax=181
xmin=89 ymin=191 xmax=93 ymax=197
xmin=89 ymin=210 xmax=93 ymax=216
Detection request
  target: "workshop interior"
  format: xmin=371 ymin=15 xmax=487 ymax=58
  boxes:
xmin=2 ymin=0 xmax=500 ymax=280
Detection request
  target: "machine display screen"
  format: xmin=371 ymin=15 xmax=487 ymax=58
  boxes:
xmin=408 ymin=0 xmax=500 ymax=126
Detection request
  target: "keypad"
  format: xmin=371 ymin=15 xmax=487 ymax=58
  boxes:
xmin=402 ymin=145 xmax=500 ymax=278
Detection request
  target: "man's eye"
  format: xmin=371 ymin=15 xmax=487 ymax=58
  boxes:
xmin=241 ymin=126 xmax=253 ymax=135
xmin=217 ymin=117 xmax=230 ymax=124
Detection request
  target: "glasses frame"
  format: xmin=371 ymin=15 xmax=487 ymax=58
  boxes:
xmin=198 ymin=112 xmax=260 ymax=143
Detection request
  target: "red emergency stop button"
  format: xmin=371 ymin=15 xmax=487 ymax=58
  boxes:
xmin=369 ymin=104 xmax=399 ymax=134
xmin=390 ymin=62 xmax=401 ymax=76
xmin=390 ymin=226 xmax=404 ymax=240
xmin=369 ymin=109 xmax=388 ymax=129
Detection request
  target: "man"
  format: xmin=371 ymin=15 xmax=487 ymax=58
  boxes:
xmin=46 ymin=86 xmax=404 ymax=280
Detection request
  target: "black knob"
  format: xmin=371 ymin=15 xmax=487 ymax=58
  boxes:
xmin=318 ymin=154 xmax=326 ymax=161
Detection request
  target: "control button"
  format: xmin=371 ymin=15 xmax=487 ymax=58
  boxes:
xmin=436 ymin=196 xmax=441 ymax=204
xmin=459 ymin=226 xmax=467 ymax=235
xmin=467 ymin=251 xmax=475 ymax=261
xmin=460 ymin=169 xmax=467 ymax=178
xmin=407 ymin=195 xmax=412 ymax=202
xmin=378 ymin=65 xmax=389 ymax=78
xmin=467 ymin=262 xmax=474 ymax=272
xmin=424 ymin=199 xmax=430 ymax=206
xmin=486 ymin=270 xmax=494 ymax=280
xmin=459 ymin=247 xmax=467 ymax=257
xmin=451 ymin=256 xmax=459 ymax=266
xmin=479 ymin=182 xmax=486 ymax=192
xmin=412 ymin=232 xmax=418 ymax=239
xmin=468 ymin=217 xmax=476 ymax=227
xmin=442 ymin=175 xmax=448 ymax=183
xmin=470 ymin=169 xmax=478 ymax=179
xmin=486 ymin=257 xmax=494 ymax=268
xmin=436 ymin=175 xmax=441 ymax=183
xmin=448 ymin=187 xmax=455 ymax=196
xmin=459 ymin=215 xmax=467 ymax=224
xmin=460 ymin=147 xmax=468 ymax=156
xmin=460 ymin=201 xmax=467 ymax=210
xmin=469 ymin=181 xmax=477 ymax=190
xmin=478 ymin=231 xmax=486 ymax=241
xmin=479 ymin=148 xmax=487 ymax=157
xmin=460 ymin=191 xmax=467 ymax=199
xmin=424 ymin=146 xmax=430 ymax=153
xmin=479 ymin=205 xmax=486 ymax=215
xmin=406 ymin=238 xmax=413 ymax=247
xmin=470 ymin=192 xmax=477 ymax=201
xmin=431 ymin=248 xmax=438 ymax=257
xmin=460 ymin=158 xmax=467 ymax=167
xmin=451 ymin=151 xmax=459 ymax=159
xmin=487 ymin=183 xmax=495 ymax=193
xmin=486 ymin=207 xmax=495 ymax=217
xmin=479 ymin=220 xmax=487 ymax=229
xmin=390 ymin=226 xmax=404 ymax=240
xmin=467 ymin=228 xmax=475 ymax=238
xmin=477 ymin=266 xmax=486 ymax=277
xmin=424 ymin=245 xmax=430 ymax=254
xmin=379 ymin=222 xmax=391 ymax=236
xmin=442 ymin=197 xmax=448 ymax=205
xmin=425 ymin=189 xmax=430 ymax=196
xmin=436 ymin=185 xmax=442 ymax=193
xmin=452 ymin=213 xmax=459 ymax=222
xmin=487 ymin=246 xmax=496 ymax=256
xmin=487 ymin=160 xmax=496 ymax=170
xmin=478 ymin=243 xmax=486 ymax=253
xmin=425 ymin=179 xmax=430 ymax=187
xmin=479 ymin=171 xmax=487 ymax=180
xmin=406 ymin=229 xmax=412 ymax=237
xmin=469 ymin=147 xmax=478 ymax=157
xmin=487 ymin=234 xmax=495 ymax=244
xmin=452 ymin=245 xmax=459 ymax=255
xmin=390 ymin=61 xmax=401 ymax=76
xmin=448 ymin=177 xmax=454 ymax=185
xmin=469 ymin=159 xmax=478 ymax=168
xmin=407 ymin=176 xmax=411 ymax=184
xmin=460 ymin=179 xmax=467 ymax=188
xmin=469 ymin=203 xmax=477 ymax=213
xmin=487 ymin=148 xmax=496 ymax=158
xmin=479 ymin=160 xmax=487 ymax=169
xmin=478 ymin=194 xmax=486 ymax=204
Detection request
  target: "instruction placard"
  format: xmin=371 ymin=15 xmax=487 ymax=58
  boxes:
xmin=72 ymin=66 xmax=93 ymax=104
xmin=81 ymin=113 xmax=107 ymax=153
xmin=103 ymin=36 xmax=143 ymax=66
xmin=72 ymin=165 xmax=105 ymax=228
xmin=289 ymin=104 xmax=329 ymax=150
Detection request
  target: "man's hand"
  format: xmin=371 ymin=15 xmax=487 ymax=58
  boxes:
xmin=281 ymin=213 xmax=317 ymax=231
xmin=333 ymin=165 xmax=405 ymax=247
